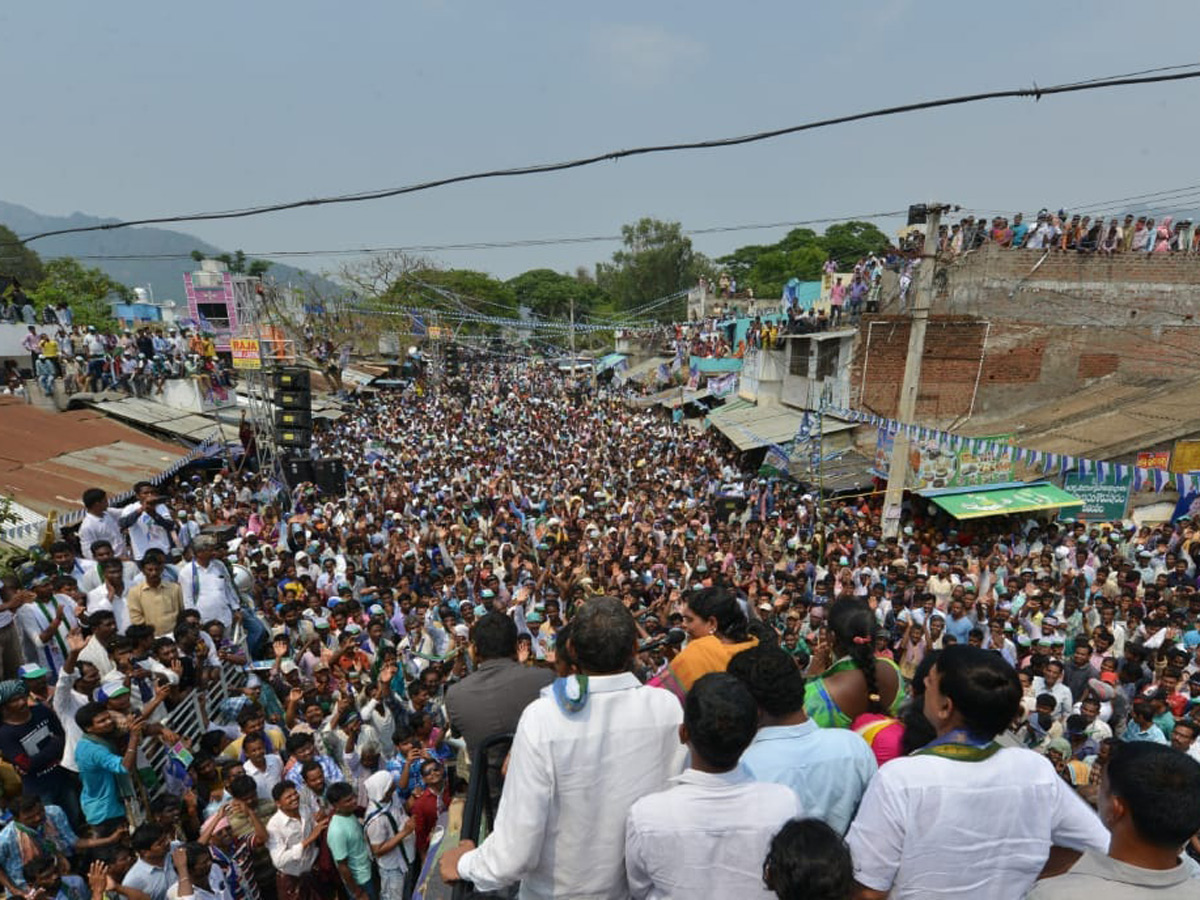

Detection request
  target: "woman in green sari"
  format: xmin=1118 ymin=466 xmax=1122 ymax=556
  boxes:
xmin=804 ymin=598 xmax=905 ymax=729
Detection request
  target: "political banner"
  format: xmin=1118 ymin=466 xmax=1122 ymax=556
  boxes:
xmin=230 ymin=339 xmax=261 ymax=370
xmin=1064 ymin=470 xmax=1132 ymax=521
xmin=872 ymin=429 xmax=1013 ymax=490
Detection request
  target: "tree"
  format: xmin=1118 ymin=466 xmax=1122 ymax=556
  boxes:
xmin=717 ymin=227 xmax=826 ymax=300
xmin=595 ymin=218 xmax=715 ymax=316
xmin=0 ymin=225 xmax=45 ymax=291
xmin=506 ymin=268 xmax=607 ymax=319
xmin=403 ymin=269 xmax=517 ymax=316
xmin=27 ymin=257 xmax=129 ymax=329
xmin=197 ymin=248 xmax=272 ymax=277
xmin=820 ymin=220 xmax=890 ymax=266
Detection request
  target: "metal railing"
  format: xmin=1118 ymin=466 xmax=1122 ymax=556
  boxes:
xmin=451 ymin=733 xmax=515 ymax=900
xmin=130 ymin=658 xmax=249 ymax=824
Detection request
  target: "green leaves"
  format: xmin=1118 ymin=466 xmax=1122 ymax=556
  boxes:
xmin=0 ymin=224 xmax=45 ymax=290
xmin=717 ymin=220 xmax=889 ymax=300
xmin=595 ymin=217 xmax=714 ymax=317
xmin=28 ymin=257 xmax=129 ymax=329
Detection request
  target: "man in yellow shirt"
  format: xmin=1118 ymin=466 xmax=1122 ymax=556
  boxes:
xmin=39 ymin=333 xmax=60 ymax=375
xmin=127 ymin=549 xmax=183 ymax=637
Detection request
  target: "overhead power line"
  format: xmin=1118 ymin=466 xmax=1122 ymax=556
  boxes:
xmin=13 ymin=66 xmax=1200 ymax=246
xmin=59 ymin=211 xmax=910 ymax=262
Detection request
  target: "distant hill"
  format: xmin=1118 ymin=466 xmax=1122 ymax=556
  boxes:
xmin=0 ymin=200 xmax=340 ymax=300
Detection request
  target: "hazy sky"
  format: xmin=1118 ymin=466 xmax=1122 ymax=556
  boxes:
xmin=5 ymin=1 xmax=1200 ymax=280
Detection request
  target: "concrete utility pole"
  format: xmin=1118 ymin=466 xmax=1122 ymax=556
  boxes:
xmin=881 ymin=204 xmax=943 ymax=540
xmin=568 ymin=296 xmax=577 ymax=387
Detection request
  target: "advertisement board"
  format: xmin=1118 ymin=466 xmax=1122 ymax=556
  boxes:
xmin=1137 ymin=450 xmax=1171 ymax=470
xmin=230 ymin=338 xmax=261 ymax=370
xmin=1064 ymin=470 xmax=1132 ymax=521
xmin=872 ymin=429 xmax=1013 ymax=490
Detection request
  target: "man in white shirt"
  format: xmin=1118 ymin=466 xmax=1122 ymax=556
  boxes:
xmin=78 ymin=541 xmax=140 ymax=595
xmin=242 ymin=733 xmax=284 ymax=802
xmin=78 ymin=610 xmax=118 ymax=679
xmin=86 ymin=559 xmax=132 ymax=634
xmin=266 ymin=781 xmax=330 ymax=900
xmin=439 ymin=597 xmax=686 ymax=899
xmin=362 ymin=770 xmax=414 ymax=900
xmin=118 ymin=482 xmax=176 ymax=562
xmin=16 ymin=574 xmax=78 ymax=677
xmin=1033 ymin=659 xmax=1076 ymax=722
xmin=728 ymin=643 xmax=877 ymax=835
xmin=846 ymin=645 xmax=1109 ymax=899
xmin=625 ymin=672 xmax=802 ymax=899
xmin=78 ymin=488 xmax=127 ymax=560
xmin=178 ymin=537 xmax=241 ymax=629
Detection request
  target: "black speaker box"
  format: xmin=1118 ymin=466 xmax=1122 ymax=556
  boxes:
xmin=313 ymin=457 xmax=347 ymax=496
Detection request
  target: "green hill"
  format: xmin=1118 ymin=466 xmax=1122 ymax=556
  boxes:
xmin=0 ymin=199 xmax=339 ymax=299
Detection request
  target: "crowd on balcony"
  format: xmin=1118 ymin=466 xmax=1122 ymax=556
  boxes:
xmin=0 ymin=359 xmax=1196 ymax=899
xmin=3 ymin=311 xmax=234 ymax=401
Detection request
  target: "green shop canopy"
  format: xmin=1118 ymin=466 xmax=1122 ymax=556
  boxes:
xmin=924 ymin=481 xmax=1083 ymax=520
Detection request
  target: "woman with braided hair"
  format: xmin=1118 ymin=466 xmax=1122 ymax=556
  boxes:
xmin=803 ymin=599 xmax=905 ymax=729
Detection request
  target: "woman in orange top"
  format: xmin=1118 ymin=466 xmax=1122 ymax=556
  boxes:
xmin=650 ymin=587 xmax=757 ymax=701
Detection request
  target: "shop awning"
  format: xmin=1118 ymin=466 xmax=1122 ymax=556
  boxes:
xmin=594 ymin=353 xmax=628 ymax=374
xmin=624 ymin=357 xmax=669 ymax=383
xmin=924 ymin=482 xmax=1084 ymax=520
xmin=706 ymin=402 xmax=855 ymax=452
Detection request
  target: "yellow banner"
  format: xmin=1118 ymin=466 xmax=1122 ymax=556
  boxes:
xmin=1172 ymin=441 xmax=1200 ymax=474
xmin=231 ymin=338 xmax=262 ymax=370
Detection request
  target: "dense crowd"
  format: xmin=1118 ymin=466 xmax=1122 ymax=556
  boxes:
xmin=941 ymin=210 xmax=1200 ymax=255
xmin=7 ymin=314 xmax=235 ymax=401
xmin=0 ymin=359 xmax=1198 ymax=900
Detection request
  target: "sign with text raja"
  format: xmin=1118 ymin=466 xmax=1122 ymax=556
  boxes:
xmin=230 ymin=339 xmax=261 ymax=370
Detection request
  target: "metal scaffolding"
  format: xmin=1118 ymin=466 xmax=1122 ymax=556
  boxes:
xmin=231 ymin=279 xmax=297 ymax=502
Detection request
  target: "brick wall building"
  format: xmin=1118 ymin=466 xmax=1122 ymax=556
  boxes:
xmin=851 ymin=245 xmax=1200 ymax=427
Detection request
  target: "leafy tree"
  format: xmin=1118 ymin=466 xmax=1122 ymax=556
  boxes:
xmin=199 ymin=248 xmax=272 ymax=278
xmin=595 ymin=218 xmax=715 ymax=316
xmin=506 ymin=268 xmax=607 ymax=319
xmin=0 ymin=224 xmax=46 ymax=291
xmin=399 ymin=268 xmax=518 ymax=315
xmin=717 ymin=227 xmax=827 ymax=300
xmin=28 ymin=257 xmax=129 ymax=330
xmin=820 ymin=220 xmax=890 ymax=266
xmin=715 ymin=221 xmax=891 ymax=300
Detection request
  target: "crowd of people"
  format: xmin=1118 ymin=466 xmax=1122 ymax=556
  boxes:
xmin=0 ymin=358 xmax=1198 ymax=899
xmin=941 ymin=209 xmax=1200 ymax=256
xmin=8 ymin=318 xmax=234 ymax=401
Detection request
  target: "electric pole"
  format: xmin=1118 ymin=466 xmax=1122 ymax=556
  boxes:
xmin=568 ymin=296 xmax=577 ymax=387
xmin=881 ymin=204 xmax=943 ymax=540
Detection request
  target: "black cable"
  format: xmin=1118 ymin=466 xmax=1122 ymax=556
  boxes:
xmin=13 ymin=68 xmax=1200 ymax=246
xmin=57 ymin=210 xmax=909 ymax=262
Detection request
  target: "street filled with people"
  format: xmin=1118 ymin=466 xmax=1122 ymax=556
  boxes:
xmin=0 ymin=357 xmax=1199 ymax=899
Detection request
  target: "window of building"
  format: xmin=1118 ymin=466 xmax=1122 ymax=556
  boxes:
xmin=816 ymin=340 xmax=840 ymax=380
xmin=789 ymin=339 xmax=811 ymax=376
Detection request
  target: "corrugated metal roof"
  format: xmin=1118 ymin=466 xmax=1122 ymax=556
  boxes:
xmin=624 ymin=357 xmax=669 ymax=383
xmin=959 ymin=374 xmax=1200 ymax=460
xmin=0 ymin=398 xmax=187 ymax=519
xmin=706 ymin=403 xmax=856 ymax=451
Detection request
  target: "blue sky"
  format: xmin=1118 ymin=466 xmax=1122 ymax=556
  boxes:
xmin=5 ymin=1 xmax=1200 ymax=279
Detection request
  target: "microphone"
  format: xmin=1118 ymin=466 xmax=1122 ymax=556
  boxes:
xmin=638 ymin=628 xmax=686 ymax=654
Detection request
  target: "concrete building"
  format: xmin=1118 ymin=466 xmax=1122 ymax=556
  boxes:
xmin=851 ymin=244 xmax=1200 ymax=468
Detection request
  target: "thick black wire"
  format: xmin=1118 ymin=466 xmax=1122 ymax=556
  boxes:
xmin=49 ymin=210 xmax=909 ymax=262
xmin=13 ymin=68 xmax=1200 ymax=245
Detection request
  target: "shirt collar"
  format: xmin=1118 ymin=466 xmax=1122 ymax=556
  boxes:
xmin=671 ymin=765 xmax=753 ymax=787
xmin=584 ymin=672 xmax=642 ymax=694
xmin=751 ymin=720 xmax=818 ymax=742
